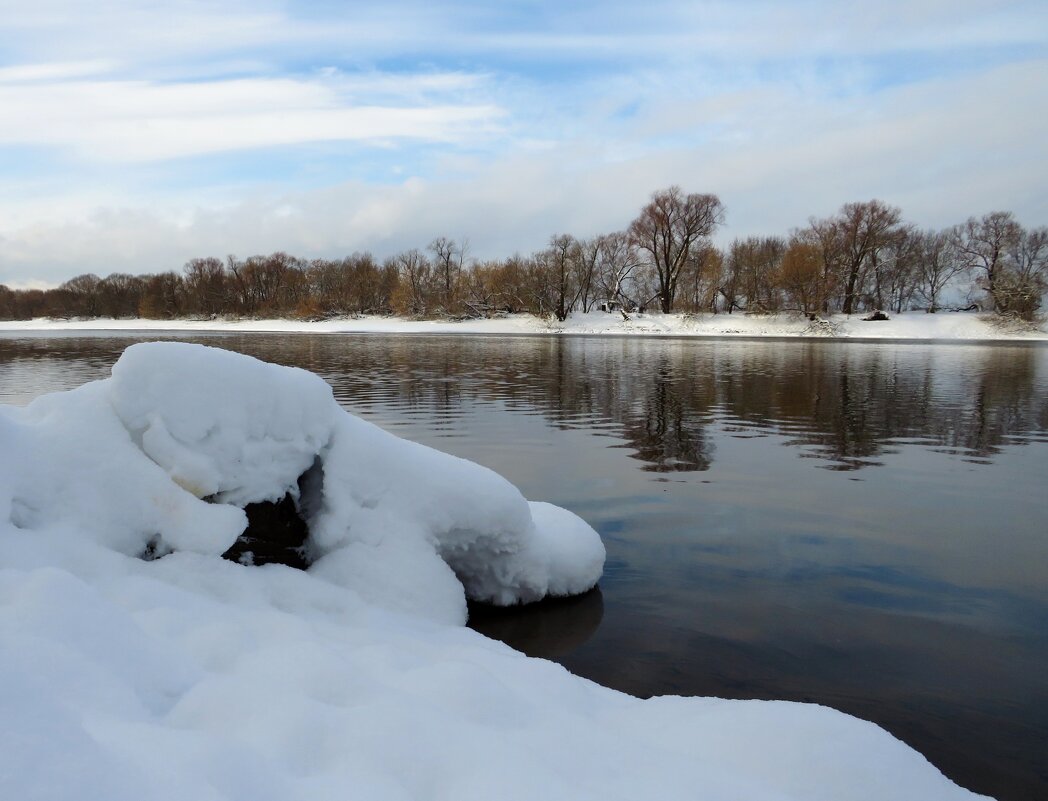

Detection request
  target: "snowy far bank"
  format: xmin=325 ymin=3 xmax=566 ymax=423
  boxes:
xmin=1 ymin=344 xmax=988 ymax=800
xmin=1 ymin=309 xmax=1046 ymax=341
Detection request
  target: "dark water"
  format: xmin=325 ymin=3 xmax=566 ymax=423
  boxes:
xmin=2 ymin=332 xmax=1047 ymax=801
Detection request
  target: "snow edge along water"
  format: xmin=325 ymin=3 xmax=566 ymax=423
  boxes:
xmin=0 ymin=309 xmax=1046 ymax=342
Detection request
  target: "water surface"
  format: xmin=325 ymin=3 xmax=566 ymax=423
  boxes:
xmin=2 ymin=332 xmax=1046 ymax=800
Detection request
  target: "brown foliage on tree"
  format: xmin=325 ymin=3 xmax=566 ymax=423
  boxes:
xmin=779 ymin=239 xmax=825 ymax=316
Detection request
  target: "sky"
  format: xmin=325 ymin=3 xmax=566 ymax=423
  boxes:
xmin=0 ymin=0 xmax=1046 ymax=287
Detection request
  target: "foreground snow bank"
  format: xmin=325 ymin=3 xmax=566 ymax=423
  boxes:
xmin=0 ymin=344 xmax=987 ymax=800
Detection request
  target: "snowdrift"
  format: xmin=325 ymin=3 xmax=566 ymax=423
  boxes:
xmin=0 ymin=343 xmax=987 ymax=800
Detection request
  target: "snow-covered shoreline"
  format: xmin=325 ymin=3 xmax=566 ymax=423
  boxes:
xmin=1 ymin=310 xmax=1046 ymax=341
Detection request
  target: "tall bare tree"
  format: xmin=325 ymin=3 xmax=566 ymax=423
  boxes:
xmin=545 ymin=234 xmax=577 ymax=321
xmin=677 ymin=243 xmax=722 ymax=313
xmin=59 ymin=274 xmax=102 ymax=317
xmin=874 ymin=225 xmax=921 ymax=313
xmin=952 ymin=211 xmax=1022 ymax=311
xmin=779 ymin=238 xmax=825 ymax=316
xmin=629 ymin=186 xmax=724 ymax=313
xmin=913 ymin=230 xmax=965 ymax=313
xmin=183 ymin=257 xmax=228 ymax=317
xmin=998 ymin=226 xmax=1048 ymax=319
xmin=138 ymin=272 xmax=184 ymax=319
xmin=797 ymin=217 xmax=842 ymax=313
xmin=725 ymin=236 xmax=785 ymax=312
xmin=390 ymin=249 xmax=433 ymax=316
xmin=833 ymin=200 xmax=902 ymax=315
xmin=96 ymin=273 xmax=144 ymax=318
xmin=428 ymin=236 xmax=467 ymax=315
xmin=596 ymin=231 xmax=642 ymax=309
xmin=570 ymin=237 xmax=600 ymax=313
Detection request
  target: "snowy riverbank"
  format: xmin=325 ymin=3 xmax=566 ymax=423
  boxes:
xmin=1 ymin=310 xmax=1046 ymax=341
xmin=0 ymin=343 xmax=990 ymax=800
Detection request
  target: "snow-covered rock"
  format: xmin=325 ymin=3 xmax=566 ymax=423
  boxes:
xmin=0 ymin=342 xmax=988 ymax=800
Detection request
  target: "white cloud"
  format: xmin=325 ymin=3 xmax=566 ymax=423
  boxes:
xmin=0 ymin=59 xmax=117 ymax=82
xmin=0 ymin=73 xmax=503 ymax=162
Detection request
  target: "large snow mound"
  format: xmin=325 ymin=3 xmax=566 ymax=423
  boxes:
xmin=8 ymin=342 xmax=605 ymax=623
xmin=0 ymin=343 xmax=987 ymax=800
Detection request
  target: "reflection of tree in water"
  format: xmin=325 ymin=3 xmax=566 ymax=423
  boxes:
xmin=925 ymin=350 xmax=1047 ymax=460
xmin=708 ymin=343 xmax=1048 ymax=470
xmin=782 ymin=355 xmax=899 ymax=469
xmin=17 ymin=334 xmax=1040 ymax=474
xmin=621 ymin=358 xmax=712 ymax=472
xmin=310 ymin=338 xmax=1048 ymax=473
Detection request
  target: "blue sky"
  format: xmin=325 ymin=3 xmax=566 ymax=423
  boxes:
xmin=0 ymin=0 xmax=1046 ymax=286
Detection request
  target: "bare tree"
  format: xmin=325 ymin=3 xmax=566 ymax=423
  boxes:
xmin=96 ymin=273 xmax=144 ymax=318
xmin=629 ymin=186 xmax=724 ymax=313
xmin=779 ymin=238 xmax=825 ymax=316
xmin=913 ymin=230 xmax=965 ymax=313
xmin=59 ymin=274 xmax=102 ymax=317
xmin=797 ymin=217 xmax=842 ymax=313
xmin=833 ymin=200 xmax=902 ymax=315
xmin=596 ymin=231 xmax=642 ymax=310
xmin=390 ymin=249 xmax=433 ymax=316
xmin=997 ymin=226 xmax=1048 ymax=319
xmin=725 ymin=236 xmax=785 ymax=312
xmin=225 ymin=255 xmax=251 ymax=314
xmin=495 ymin=255 xmax=532 ymax=313
xmin=543 ymin=234 xmax=578 ymax=321
xmin=874 ymin=225 xmax=921 ymax=313
xmin=321 ymin=251 xmax=394 ymax=314
xmin=233 ymin=252 xmax=305 ymax=315
xmin=0 ymin=285 xmax=14 ymax=319
xmin=138 ymin=272 xmax=185 ymax=319
xmin=677 ymin=242 xmax=723 ymax=313
xmin=428 ymin=236 xmax=468 ymax=315
xmin=952 ymin=211 xmax=1022 ymax=312
xmin=570 ymin=237 xmax=600 ymax=313
xmin=183 ymin=257 xmax=228 ymax=317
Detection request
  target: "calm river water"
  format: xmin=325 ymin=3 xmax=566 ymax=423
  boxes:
xmin=2 ymin=332 xmax=1047 ymax=801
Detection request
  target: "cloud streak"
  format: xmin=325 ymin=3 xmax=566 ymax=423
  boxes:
xmin=0 ymin=70 xmax=503 ymax=162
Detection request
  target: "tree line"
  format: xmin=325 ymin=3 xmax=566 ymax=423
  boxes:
xmin=2 ymin=187 xmax=1046 ymax=322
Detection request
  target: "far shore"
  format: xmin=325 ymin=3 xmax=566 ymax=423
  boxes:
xmin=1 ymin=310 xmax=1046 ymax=342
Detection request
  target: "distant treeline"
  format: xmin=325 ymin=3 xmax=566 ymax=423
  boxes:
xmin=2 ymin=187 xmax=1046 ymax=322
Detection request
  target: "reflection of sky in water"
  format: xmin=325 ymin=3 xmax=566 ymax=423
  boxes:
xmin=2 ymin=332 xmax=1047 ymax=800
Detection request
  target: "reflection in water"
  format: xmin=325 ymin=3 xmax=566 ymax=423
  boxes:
xmin=2 ymin=332 xmax=1048 ymax=801
xmin=468 ymin=588 xmax=604 ymax=659
xmin=325 ymin=337 xmax=1048 ymax=472
xmin=3 ymin=335 xmax=1046 ymax=473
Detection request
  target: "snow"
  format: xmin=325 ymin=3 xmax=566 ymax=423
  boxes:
xmin=1 ymin=309 xmax=1046 ymax=340
xmin=0 ymin=342 xmax=989 ymax=800
xmin=9 ymin=341 xmax=605 ymax=620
